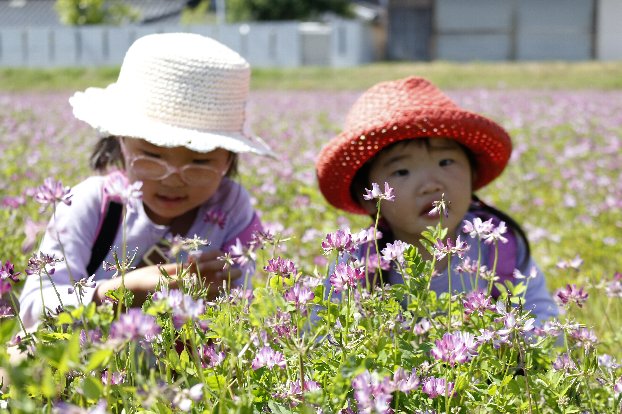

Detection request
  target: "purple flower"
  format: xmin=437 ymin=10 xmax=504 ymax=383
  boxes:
xmin=352 ymin=226 xmax=382 ymax=245
xmin=165 ymin=290 xmax=206 ymax=329
xmin=552 ymin=353 xmax=577 ymax=371
xmin=482 ymin=221 xmax=508 ymax=245
xmin=598 ymin=354 xmax=619 ymax=370
xmin=462 ymin=217 xmax=494 ymax=239
xmin=393 ymin=367 xmax=420 ymax=393
xmin=0 ymin=304 xmax=14 ymax=319
xmin=329 ymin=263 xmax=364 ymax=293
xmin=381 ymin=240 xmax=410 ymax=265
xmin=463 ymin=290 xmax=494 ymax=316
xmin=429 ymin=195 xmax=450 ymax=218
xmin=101 ymin=370 xmax=126 ymax=385
xmin=554 ymin=284 xmax=589 ymax=308
xmin=1 ymin=195 xmax=25 ymax=209
xmin=513 ymin=266 xmax=538 ymax=280
xmin=201 ymin=344 xmax=226 ymax=368
xmin=33 ymin=177 xmax=72 ymax=208
xmin=363 ymin=182 xmax=395 ymax=202
xmin=25 ymin=252 xmax=62 ymax=276
xmin=204 ymin=209 xmax=227 ymax=229
xmin=284 ymin=284 xmax=314 ymax=310
xmin=615 ymin=376 xmax=622 ymax=397
xmin=264 ymin=257 xmax=297 ymax=277
xmin=109 ymin=309 xmax=160 ymax=343
xmin=351 ymin=370 xmax=394 ymax=414
xmin=228 ymin=238 xmax=257 ymax=268
xmin=103 ymin=174 xmax=142 ymax=212
xmin=68 ymin=275 xmax=97 ymax=299
xmin=556 ymin=255 xmax=583 ymax=270
xmin=422 ymin=377 xmax=454 ymax=399
xmin=79 ymin=329 xmax=103 ymax=347
xmin=251 ymin=346 xmax=286 ymax=370
xmin=605 ymin=279 xmax=622 ymax=298
xmin=0 ymin=260 xmax=21 ymax=283
xmin=414 ymin=318 xmax=431 ymax=335
xmin=433 ymin=236 xmax=469 ymax=261
xmin=430 ymin=332 xmax=472 ymax=366
xmin=321 ymin=229 xmax=355 ymax=256
xmin=569 ymin=327 xmax=598 ymax=349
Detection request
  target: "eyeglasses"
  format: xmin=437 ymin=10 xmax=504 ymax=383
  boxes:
xmin=126 ymin=154 xmax=228 ymax=187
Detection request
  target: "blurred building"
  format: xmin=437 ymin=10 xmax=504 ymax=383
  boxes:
xmin=1 ymin=0 xmax=621 ymax=65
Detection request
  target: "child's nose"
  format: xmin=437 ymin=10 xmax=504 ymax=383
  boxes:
xmin=161 ymin=169 xmax=185 ymax=186
xmin=417 ymin=176 xmax=444 ymax=195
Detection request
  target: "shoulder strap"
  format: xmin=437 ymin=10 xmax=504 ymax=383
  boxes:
xmin=87 ymin=201 xmax=122 ymax=275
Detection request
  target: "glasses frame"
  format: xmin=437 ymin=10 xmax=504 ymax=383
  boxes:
xmin=120 ymin=139 xmax=230 ymax=186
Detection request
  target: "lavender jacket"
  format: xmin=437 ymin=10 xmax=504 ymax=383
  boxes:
xmin=19 ymin=174 xmax=261 ymax=330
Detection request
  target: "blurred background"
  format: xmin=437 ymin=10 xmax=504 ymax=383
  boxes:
xmin=1 ymin=0 xmax=621 ymax=68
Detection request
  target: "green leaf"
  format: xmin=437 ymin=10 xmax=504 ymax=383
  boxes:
xmin=81 ymin=376 xmax=103 ymax=401
xmin=86 ymin=348 xmax=114 ymax=371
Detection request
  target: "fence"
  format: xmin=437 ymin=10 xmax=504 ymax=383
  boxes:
xmin=0 ymin=20 xmax=374 ymax=68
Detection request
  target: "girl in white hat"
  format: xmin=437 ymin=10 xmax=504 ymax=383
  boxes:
xmin=19 ymin=33 xmax=273 ymax=329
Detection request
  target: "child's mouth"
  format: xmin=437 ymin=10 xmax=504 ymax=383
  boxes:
xmin=157 ymin=194 xmax=186 ymax=203
xmin=419 ymin=203 xmax=436 ymax=217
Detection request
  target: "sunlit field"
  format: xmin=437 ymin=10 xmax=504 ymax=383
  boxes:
xmin=0 ymin=64 xmax=621 ymax=411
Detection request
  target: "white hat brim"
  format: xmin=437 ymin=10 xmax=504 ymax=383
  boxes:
xmin=70 ymin=85 xmax=274 ymax=157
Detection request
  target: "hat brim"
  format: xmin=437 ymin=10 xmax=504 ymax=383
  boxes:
xmin=316 ymin=107 xmax=512 ymax=214
xmin=70 ymin=85 xmax=274 ymax=156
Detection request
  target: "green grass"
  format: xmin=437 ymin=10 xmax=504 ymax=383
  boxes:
xmin=2 ymin=61 xmax=622 ymax=92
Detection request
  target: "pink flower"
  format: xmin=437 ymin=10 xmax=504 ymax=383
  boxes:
xmin=104 ymin=174 xmax=142 ymax=212
xmin=322 ymin=229 xmax=355 ymax=256
xmin=284 ymin=284 xmax=314 ymax=309
xmin=252 ymin=346 xmax=286 ymax=370
xmin=462 ymin=217 xmax=494 ymax=239
xmin=554 ymin=284 xmax=589 ymax=308
xmin=381 ymin=240 xmax=410 ymax=265
xmin=33 ymin=177 xmax=72 ymax=209
xmin=264 ymin=257 xmax=297 ymax=277
xmin=329 ymin=263 xmax=364 ymax=293
xmin=363 ymin=182 xmax=395 ymax=202
xmin=463 ymin=290 xmax=494 ymax=316
xmin=352 ymin=370 xmax=394 ymax=414
xmin=422 ymin=377 xmax=454 ymax=398
xmin=430 ymin=332 xmax=473 ymax=366
xmin=552 ymin=353 xmax=576 ymax=371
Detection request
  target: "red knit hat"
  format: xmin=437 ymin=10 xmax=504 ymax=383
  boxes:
xmin=316 ymin=76 xmax=512 ymax=214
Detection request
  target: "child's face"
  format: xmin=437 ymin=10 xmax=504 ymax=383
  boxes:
xmin=122 ymin=138 xmax=231 ymax=225
xmin=363 ymin=139 xmax=473 ymax=245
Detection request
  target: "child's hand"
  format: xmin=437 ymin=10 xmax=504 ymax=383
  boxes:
xmin=187 ymin=250 xmax=242 ymax=295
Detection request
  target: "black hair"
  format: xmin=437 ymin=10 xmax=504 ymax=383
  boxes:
xmin=349 ymin=138 xmax=531 ymax=271
xmin=89 ymin=135 xmax=239 ymax=177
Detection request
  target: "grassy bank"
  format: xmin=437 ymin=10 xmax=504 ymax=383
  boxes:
xmin=2 ymin=61 xmax=622 ymax=92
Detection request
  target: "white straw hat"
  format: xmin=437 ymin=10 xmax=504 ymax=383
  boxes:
xmin=70 ymin=32 xmax=273 ymax=156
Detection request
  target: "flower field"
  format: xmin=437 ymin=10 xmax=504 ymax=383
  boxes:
xmin=0 ymin=86 xmax=621 ymax=412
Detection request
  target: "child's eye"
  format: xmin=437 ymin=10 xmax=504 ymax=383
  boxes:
xmin=192 ymin=159 xmax=212 ymax=165
xmin=439 ymin=158 xmax=454 ymax=167
xmin=142 ymin=151 xmax=162 ymax=159
xmin=391 ymin=169 xmax=409 ymax=177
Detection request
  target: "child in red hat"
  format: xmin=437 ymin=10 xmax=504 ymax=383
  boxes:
xmin=316 ymin=76 xmax=557 ymax=322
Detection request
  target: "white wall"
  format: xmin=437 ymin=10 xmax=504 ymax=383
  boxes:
xmin=597 ymin=0 xmax=622 ymax=60
xmin=0 ymin=21 xmax=373 ymax=68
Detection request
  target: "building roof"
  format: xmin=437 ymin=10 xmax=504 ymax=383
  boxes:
xmin=0 ymin=0 xmax=188 ymax=27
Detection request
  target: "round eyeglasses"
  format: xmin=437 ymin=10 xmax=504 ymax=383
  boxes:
xmin=127 ymin=155 xmax=228 ymax=186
